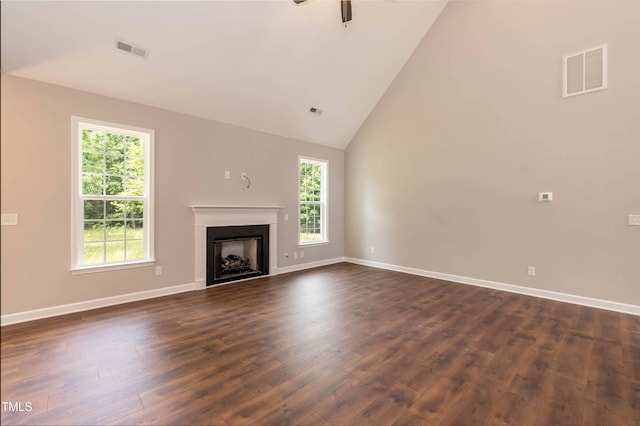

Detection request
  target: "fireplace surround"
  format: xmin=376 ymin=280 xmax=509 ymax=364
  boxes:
xmin=192 ymin=206 xmax=282 ymax=289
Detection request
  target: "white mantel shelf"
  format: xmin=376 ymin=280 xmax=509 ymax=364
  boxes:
xmin=191 ymin=205 xmax=285 ymax=212
xmin=191 ymin=205 xmax=284 ymax=290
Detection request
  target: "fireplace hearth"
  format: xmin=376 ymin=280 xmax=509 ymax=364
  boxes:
xmin=207 ymin=225 xmax=269 ymax=286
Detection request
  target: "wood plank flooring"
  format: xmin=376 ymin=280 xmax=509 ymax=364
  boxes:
xmin=1 ymin=263 xmax=639 ymax=425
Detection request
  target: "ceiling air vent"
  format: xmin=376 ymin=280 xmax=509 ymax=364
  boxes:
xmin=116 ymin=39 xmax=149 ymax=59
xmin=563 ymin=44 xmax=607 ymax=97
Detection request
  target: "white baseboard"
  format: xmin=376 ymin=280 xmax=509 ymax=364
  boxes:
xmin=276 ymin=257 xmax=346 ymax=275
xmin=345 ymin=257 xmax=640 ymax=316
xmin=1 ymin=282 xmax=196 ymax=327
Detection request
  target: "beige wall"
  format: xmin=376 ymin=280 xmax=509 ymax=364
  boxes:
xmin=345 ymin=0 xmax=640 ymax=305
xmin=1 ymin=75 xmax=344 ymax=315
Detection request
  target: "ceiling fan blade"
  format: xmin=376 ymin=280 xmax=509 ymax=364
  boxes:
xmin=341 ymin=0 xmax=352 ymax=24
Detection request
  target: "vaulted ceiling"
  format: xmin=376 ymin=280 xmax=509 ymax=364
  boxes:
xmin=1 ymin=0 xmax=448 ymax=149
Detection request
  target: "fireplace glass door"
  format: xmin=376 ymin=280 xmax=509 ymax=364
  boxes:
xmin=206 ymin=225 xmax=269 ymax=286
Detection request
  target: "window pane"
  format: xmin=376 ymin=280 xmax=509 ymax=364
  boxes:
xmin=315 ymin=209 xmax=322 ymax=239
xmin=105 ymin=221 xmax=125 ymax=240
xmin=84 ymin=200 xmax=104 ymax=220
xmin=82 ymin=173 xmax=103 ymax=195
xmin=126 ymin=240 xmax=144 ymax=261
xmin=300 ymin=204 xmax=308 ymax=229
xmin=82 ymin=129 xmax=104 ymax=152
xmin=82 ymin=152 xmax=103 ymax=173
xmin=310 ymin=204 xmax=319 ymax=238
xmin=84 ymin=221 xmax=104 ymax=242
xmin=126 ymin=156 xmax=144 ymax=177
xmin=126 ymin=136 xmax=143 ymax=157
xmin=585 ymin=48 xmax=603 ymax=90
xmin=84 ymin=242 xmax=105 ymax=264
xmin=126 ymin=220 xmax=144 ymax=240
xmin=105 ymin=175 xmax=124 ymax=195
xmin=105 ymin=154 xmax=125 ymax=176
xmin=125 ymin=176 xmax=144 ymax=196
xmin=105 ymin=133 xmax=125 ymax=154
xmin=105 ymin=200 xmax=125 ymax=219
xmin=126 ymin=201 xmax=144 ymax=220
xmin=106 ymin=241 xmax=125 ymax=263
xmin=567 ymin=54 xmax=584 ymax=95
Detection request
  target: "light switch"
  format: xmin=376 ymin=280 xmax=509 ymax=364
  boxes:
xmin=1 ymin=214 xmax=18 ymax=226
xmin=629 ymin=215 xmax=640 ymax=226
xmin=225 ymin=171 xmax=230 ymax=179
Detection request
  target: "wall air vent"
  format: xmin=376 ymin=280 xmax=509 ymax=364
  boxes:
xmin=116 ymin=39 xmax=149 ymax=59
xmin=563 ymin=44 xmax=607 ymax=97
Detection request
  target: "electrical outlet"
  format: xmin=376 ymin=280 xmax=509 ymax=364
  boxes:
xmin=528 ymin=266 xmax=536 ymax=276
xmin=242 ymin=172 xmax=247 ymax=179
xmin=628 ymin=214 xmax=640 ymax=226
xmin=370 ymin=246 xmax=375 ymax=254
xmin=284 ymin=253 xmax=289 ymax=259
xmin=300 ymin=250 xmax=304 ymax=258
xmin=293 ymin=252 xmax=298 ymax=259
xmin=155 ymin=266 xmax=163 ymax=276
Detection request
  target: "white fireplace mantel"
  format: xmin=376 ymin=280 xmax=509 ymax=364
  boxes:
xmin=192 ymin=205 xmax=284 ymax=289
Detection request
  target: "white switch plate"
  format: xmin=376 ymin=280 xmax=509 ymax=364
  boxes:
xmin=528 ymin=266 xmax=536 ymax=276
xmin=284 ymin=213 xmax=288 ymax=221
xmin=629 ymin=214 xmax=640 ymax=226
xmin=225 ymin=171 xmax=230 ymax=179
xmin=293 ymin=252 xmax=298 ymax=259
xmin=300 ymin=250 xmax=304 ymax=258
xmin=1 ymin=214 xmax=18 ymax=226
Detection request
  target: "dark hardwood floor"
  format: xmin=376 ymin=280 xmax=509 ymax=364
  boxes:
xmin=1 ymin=263 xmax=639 ymax=425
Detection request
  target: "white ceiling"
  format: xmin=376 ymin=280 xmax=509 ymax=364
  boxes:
xmin=1 ymin=0 xmax=448 ymax=149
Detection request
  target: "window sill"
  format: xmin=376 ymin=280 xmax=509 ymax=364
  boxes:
xmin=71 ymin=260 xmax=155 ymax=275
xmin=298 ymin=241 xmax=329 ymax=248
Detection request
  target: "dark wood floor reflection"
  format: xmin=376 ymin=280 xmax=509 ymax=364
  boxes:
xmin=2 ymin=263 xmax=639 ymax=425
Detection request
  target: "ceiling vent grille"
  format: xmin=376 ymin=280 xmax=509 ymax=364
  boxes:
xmin=116 ymin=40 xmax=149 ymax=59
xmin=563 ymin=44 xmax=607 ymax=97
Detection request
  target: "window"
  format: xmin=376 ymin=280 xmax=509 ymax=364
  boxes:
xmin=299 ymin=157 xmax=328 ymax=245
xmin=71 ymin=117 xmax=154 ymax=273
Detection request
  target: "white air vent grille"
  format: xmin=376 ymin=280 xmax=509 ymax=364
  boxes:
xmin=116 ymin=39 xmax=149 ymax=59
xmin=563 ymin=44 xmax=607 ymax=97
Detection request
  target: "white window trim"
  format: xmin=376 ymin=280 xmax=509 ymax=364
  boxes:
xmin=298 ymin=156 xmax=329 ymax=246
xmin=70 ymin=116 xmax=155 ymax=274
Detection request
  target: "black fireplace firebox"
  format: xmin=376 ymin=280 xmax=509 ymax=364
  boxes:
xmin=206 ymin=225 xmax=269 ymax=286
